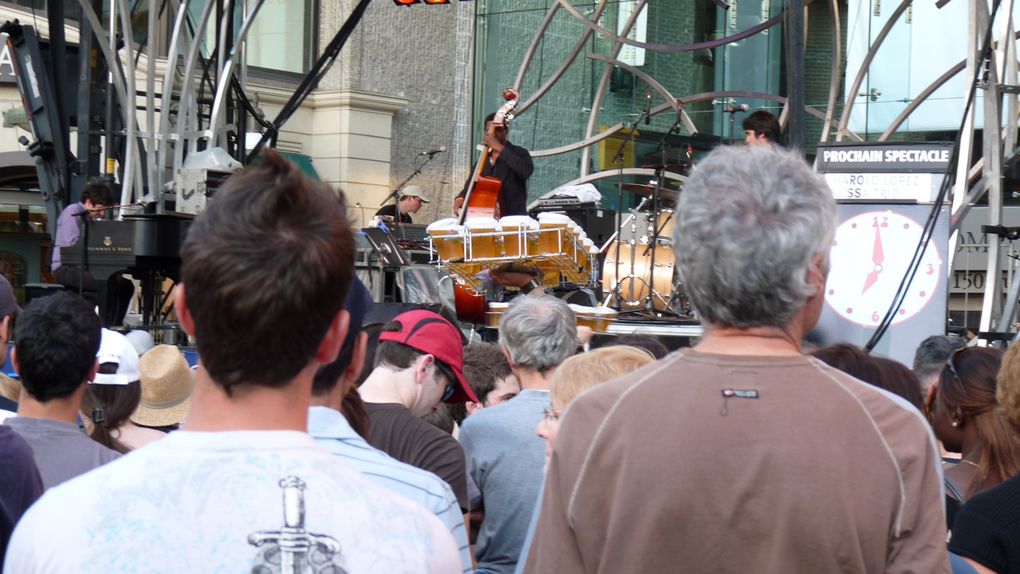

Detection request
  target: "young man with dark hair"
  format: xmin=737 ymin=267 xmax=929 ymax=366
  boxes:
xmin=448 ymin=342 xmax=519 ymax=426
xmin=742 ymin=109 xmax=782 ymax=146
xmin=7 ymin=151 xmax=459 ymax=573
xmin=308 ymin=280 xmax=473 ymax=573
xmin=51 ymin=178 xmax=133 ymax=326
xmin=359 ymin=310 xmax=478 ymax=512
xmin=5 ymin=291 xmax=120 ymax=489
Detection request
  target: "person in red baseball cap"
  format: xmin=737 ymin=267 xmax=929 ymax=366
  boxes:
xmin=359 ymin=309 xmax=477 ymax=512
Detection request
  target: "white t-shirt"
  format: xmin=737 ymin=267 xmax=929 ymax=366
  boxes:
xmin=4 ymin=430 xmax=460 ymax=574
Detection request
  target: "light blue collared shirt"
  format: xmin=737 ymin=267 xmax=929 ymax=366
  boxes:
xmin=308 ymin=406 xmax=473 ymax=573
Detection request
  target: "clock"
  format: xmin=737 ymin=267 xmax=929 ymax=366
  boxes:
xmin=824 ymin=210 xmax=943 ymax=327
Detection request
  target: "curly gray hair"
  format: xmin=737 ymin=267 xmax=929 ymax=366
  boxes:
xmin=674 ymin=145 xmax=836 ymax=328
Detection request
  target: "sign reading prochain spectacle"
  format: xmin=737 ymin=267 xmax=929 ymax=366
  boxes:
xmin=815 ymin=142 xmax=953 ymax=203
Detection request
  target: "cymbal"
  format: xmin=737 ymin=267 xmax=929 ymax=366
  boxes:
xmin=619 ymin=183 xmax=680 ymax=202
xmin=639 ymin=162 xmax=691 ymax=172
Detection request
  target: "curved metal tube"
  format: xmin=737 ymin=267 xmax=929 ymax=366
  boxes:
xmin=516 ymin=1 xmax=610 ymax=115
xmin=835 ymin=0 xmax=912 ymax=142
xmin=117 ymin=0 xmax=139 ymax=204
xmin=820 ymin=0 xmax=842 ymax=142
xmin=173 ymin=0 xmax=217 ymax=174
xmin=530 ymin=123 xmax=626 ymax=157
xmin=879 ymin=60 xmax=966 ymax=140
xmin=581 ymin=0 xmax=648 ymax=176
xmin=513 ymin=1 xmax=560 ymax=93
xmin=156 ymin=0 xmax=190 ymax=192
xmin=208 ymin=0 xmax=266 ymax=142
xmin=555 ymin=0 xmax=785 ymax=53
xmin=676 ymin=91 xmax=829 ymax=121
xmin=534 ymin=168 xmax=688 ymax=204
xmin=587 ymin=54 xmax=697 ymax=134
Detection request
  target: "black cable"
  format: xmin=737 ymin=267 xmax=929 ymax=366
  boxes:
xmin=246 ymin=0 xmax=373 ymax=163
xmin=865 ymin=0 xmax=1002 ymax=351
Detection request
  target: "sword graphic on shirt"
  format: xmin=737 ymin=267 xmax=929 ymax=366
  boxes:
xmin=248 ymin=476 xmax=348 ymax=574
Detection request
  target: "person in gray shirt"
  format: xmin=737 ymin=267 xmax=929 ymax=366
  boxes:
xmin=5 ymin=292 xmax=119 ymax=489
xmin=459 ymin=295 xmax=577 ymax=574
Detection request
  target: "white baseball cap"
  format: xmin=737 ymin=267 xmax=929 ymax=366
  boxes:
xmin=401 ymin=184 xmax=430 ymax=203
xmin=92 ymin=329 xmax=141 ymax=385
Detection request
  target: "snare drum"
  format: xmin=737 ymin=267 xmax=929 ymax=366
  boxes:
xmin=651 ymin=209 xmax=675 ymax=243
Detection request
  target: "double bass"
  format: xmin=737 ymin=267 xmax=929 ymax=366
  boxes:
xmin=457 ymin=88 xmax=519 ymax=223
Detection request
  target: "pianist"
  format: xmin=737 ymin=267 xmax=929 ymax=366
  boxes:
xmin=50 ymin=179 xmax=134 ymax=326
xmin=375 ymin=184 xmax=429 ymax=224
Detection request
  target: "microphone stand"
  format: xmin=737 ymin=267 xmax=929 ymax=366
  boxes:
xmin=71 ymin=208 xmax=106 ymax=297
xmin=641 ymin=111 xmax=684 ymax=315
xmin=605 ymin=105 xmax=651 ymax=311
xmin=379 ymin=152 xmax=441 ymax=242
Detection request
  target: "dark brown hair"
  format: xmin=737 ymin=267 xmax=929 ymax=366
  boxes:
xmin=462 ymin=343 xmax=513 ymax=405
xmin=340 ymin=387 xmax=371 ymax=441
xmin=811 ymin=344 xmax=923 ymax=410
xmin=741 ymin=110 xmax=781 ymax=143
xmin=180 ymin=149 xmax=355 ymax=394
xmin=938 ymin=347 xmax=1020 ymax=497
xmin=81 ymin=380 xmax=141 ymax=454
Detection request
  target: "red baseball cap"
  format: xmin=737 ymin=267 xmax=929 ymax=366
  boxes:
xmin=377 ymin=310 xmax=478 ymax=403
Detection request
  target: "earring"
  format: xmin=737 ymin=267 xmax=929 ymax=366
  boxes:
xmin=952 ymin=421 xmax=960 ymax=428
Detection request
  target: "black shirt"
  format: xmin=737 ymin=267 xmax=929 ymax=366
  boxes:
xmin=0 ymin=425 xmax=43 ymax=570
xmin=951 ymin=472 xmax=1020 ymax=573
xmin=375 ymin=204 xmax=412 ymax=223
xmin=364 ymin=402 xmax=469 ymax=511
xmin=458 ymin=140 xmax=534 ymax=216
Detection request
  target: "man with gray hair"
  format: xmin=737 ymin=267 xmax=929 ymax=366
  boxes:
xmin=524 ymin=146 xmax=949 ymax=573
xmin=460 ymin=294 xmax=577 ymax=574
xmin=914 ymin=334 xmax=967 ymax=397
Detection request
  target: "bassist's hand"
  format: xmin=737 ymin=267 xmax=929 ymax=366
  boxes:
xmin=453 ymin=196 xmax=464 ymax=216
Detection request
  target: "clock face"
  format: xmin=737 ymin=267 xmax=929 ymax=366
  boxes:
xmin=825 ymin=210 xmax=942 ymax=327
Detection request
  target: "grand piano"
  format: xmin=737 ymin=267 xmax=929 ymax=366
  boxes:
xmin=60 ymin=214 xmax=191 ymax=326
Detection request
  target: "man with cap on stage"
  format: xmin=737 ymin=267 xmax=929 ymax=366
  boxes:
xmin=376 ymin=184 xmax=430 ymax=224
xmin=359 ymin=309 xmax=478 ymax=513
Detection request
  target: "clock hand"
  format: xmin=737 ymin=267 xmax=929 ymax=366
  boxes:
xmin=861 ymin=269 xmax=879 ymax=294
xmin=861 ymin=224 xmax=884 ymax=294
xmin=872 ymin=223 xmax=884 ymax=266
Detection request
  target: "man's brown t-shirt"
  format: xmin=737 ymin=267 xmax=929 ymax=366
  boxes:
xmin=525 ymin=350 xmax=950 ymax=574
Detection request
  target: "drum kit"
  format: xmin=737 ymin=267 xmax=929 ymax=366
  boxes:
xmin=601 ymin=175 xmax=691 ymax=317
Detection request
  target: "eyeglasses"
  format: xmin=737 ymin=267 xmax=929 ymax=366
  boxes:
xmin=542 ymin=407 xmax=562 ymax=423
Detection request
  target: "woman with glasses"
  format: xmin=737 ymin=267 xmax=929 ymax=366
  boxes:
xmin=535 ymin=345 xmax=655 ymax=469
xmin=929 ymin=346 xmax=1020 ymax=530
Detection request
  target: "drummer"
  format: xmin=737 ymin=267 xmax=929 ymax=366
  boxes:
xmin=375 ymin=184 xmax=429 ymax=223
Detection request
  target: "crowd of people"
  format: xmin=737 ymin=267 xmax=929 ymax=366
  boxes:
xmin=4 ymin=144 xmax=1020 ymax=573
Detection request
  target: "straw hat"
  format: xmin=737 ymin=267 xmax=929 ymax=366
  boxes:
xmin=131 ymin=344 xmax=195 ymax=427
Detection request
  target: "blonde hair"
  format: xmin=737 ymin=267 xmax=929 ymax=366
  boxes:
xmin=550 ymin=346 xmax=654 ymax=410
xmin=997 ymin=342 xmax=1020 ymax=429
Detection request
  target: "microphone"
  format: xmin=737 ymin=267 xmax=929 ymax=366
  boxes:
xmin=644 ymin=92 xmax=652 ymax=125
xmin=420 ymin=146 xmax=448 ymax=156
xmin=737 ymin=104 xmax=749 ymax=112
